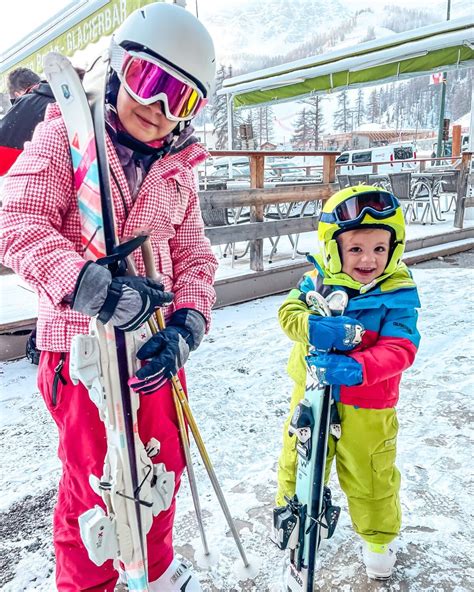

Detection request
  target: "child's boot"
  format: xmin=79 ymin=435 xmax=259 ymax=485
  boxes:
xmin=149 ymin=557 xmax=202 ymax=591
xmin=362 ymin=540 xmax=397 ymax=580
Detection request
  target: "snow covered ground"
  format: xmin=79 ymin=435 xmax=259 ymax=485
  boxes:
xmin=1 ymin=258 xmax=473 ymax=591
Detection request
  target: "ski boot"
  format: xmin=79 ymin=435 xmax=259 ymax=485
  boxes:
xmin=362 ymin=540 xmax=397 ymax=580
xmin=149 ymin=557 xmax=202 ymax=591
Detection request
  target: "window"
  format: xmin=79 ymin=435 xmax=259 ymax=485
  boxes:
xmin=336 ymin=153 xmax=349 ymax=164
xmin=352 ymin=151 xmax=372 ymax=163
xmin=394 ymin=147 xmax=414 ymax=160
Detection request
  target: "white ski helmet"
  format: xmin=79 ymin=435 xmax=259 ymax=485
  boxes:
xmin=111 ymin=2 xmax=216 ymax=98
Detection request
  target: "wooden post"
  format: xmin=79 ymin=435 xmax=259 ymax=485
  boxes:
xmin=323 ymin=154 xmax=336 ymax=184
xmin=453 ymin=152 xmax=472 ymax=228
xmin=419 ymin=159 xmax=426 ymax=172
xmin=452 ymin=125 xmax=462 ymax=157
xmin=249 ymin=154 xmax=265 ymax=271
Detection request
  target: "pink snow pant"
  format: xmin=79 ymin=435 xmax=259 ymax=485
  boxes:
xmin=38 ymin=351 xmax=186 ymax=591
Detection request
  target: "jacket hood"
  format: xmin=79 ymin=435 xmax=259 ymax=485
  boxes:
xmin=33 ymin=81 xmax=54 ymax=99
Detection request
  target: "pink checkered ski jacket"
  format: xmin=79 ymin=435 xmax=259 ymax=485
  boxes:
xmin=0 ymin=104 xmax=218 ymax=352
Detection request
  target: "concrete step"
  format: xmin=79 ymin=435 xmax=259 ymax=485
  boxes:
xmin=404 ymin=237 xmax=474 ymax=265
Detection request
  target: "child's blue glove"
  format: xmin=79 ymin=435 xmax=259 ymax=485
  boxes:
xmin=308 ymin=352 xmax=363 ymax=386
xmin=308 ymin=315 xmax=364 ymax=352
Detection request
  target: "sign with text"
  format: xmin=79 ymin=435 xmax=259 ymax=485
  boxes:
xmin=0 ymin=0 xmax=157 ymax=92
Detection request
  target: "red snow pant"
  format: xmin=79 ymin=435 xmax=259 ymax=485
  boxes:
xmin=38 ymin=351 xmax=186 ymax=591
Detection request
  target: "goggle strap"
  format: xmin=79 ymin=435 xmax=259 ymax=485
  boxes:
xmin=110 ymin=41 xmax=126 ymax=74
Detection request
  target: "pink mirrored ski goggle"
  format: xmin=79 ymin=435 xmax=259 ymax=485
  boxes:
xmin=119 ymin=51 xmax=207 ymax=121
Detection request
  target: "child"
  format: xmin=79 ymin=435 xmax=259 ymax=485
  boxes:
xmin=0 ymin=4 xmax=217 ymax=591
xmin=276 ymin=185 xmax=420 ymax=579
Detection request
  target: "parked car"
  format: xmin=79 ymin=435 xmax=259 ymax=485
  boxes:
xmin=336 ymin=144 xmax=416 ymax=174
xmin=269 ymin=159 xmax=323 ymax=183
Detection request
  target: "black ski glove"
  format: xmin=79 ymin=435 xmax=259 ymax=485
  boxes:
xmin=128 ymin=308 xmax=206 ymax=394
xmin=72 ymin=261 xmax=173 ymax=332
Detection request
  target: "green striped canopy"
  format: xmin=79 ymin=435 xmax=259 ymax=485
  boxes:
xmin=219 ymin=17 xmax=474 ymax=108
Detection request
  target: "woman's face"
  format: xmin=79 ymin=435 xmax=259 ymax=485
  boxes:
xmin=116 ymin=85 xmax=177 ymax=143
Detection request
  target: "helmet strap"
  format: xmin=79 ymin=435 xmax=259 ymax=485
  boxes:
xmin=326 ymin=239 xmax=342 ymax=274
xmin=384 ymin=241 xmax=404 ymax=276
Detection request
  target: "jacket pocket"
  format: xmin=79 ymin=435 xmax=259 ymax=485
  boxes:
xmin=51 ymin=352 xmax=67 ymax=407
xmin=8 ymin=155 xmax=51 ymax=176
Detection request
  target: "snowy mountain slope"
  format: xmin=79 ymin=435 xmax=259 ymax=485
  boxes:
xmin=198 ymin=0 xmax=469 ymax=70
xmin=200 ymin=0 xmax=348 ymax=65
xmin=199 ymin=0 xmax=472 ymax=143
xmin=1 ymin=264 xmax=473 ymax=591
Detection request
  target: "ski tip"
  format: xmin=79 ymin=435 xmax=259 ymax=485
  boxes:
xmin=43 ymin=52 xmax=72 ymax=77
xmin=232 ymin=552 xmax=262 ymax=581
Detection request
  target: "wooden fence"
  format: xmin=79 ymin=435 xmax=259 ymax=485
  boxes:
xmin=199 ymin=150 xmax=473 ymax=271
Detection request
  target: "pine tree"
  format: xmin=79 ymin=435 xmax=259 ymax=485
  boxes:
xmin=355 ymin=89 xmax=365 ymax=128
xmin=211 ymin=64 xmax=243 ymax=149
xmin=447 ymin=69 xmax=472 ymax=121
xmin=302 ymin=95 xmax=325 ymax=149
xmin=367 ymin=89 xmax=379 ymax=123
xmin=252 ymin=106 xmax=275 ymax=147
xmin=291 ymin=108 xmax=312 ymax=150
xmin=211 ymin=65 xmax=230 ymax=149
xmin=333 ymin=90 xmax=352 ymax=133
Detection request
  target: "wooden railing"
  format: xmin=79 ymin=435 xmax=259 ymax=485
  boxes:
xmin=198 ymin=150 xmax=473 ymax=271
xmin=199 ymin=151 xmax=340 ymax=271
xmin=336 ymin=155 xmax=465 ymax=173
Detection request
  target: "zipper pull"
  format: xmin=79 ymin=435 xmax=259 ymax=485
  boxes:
xmin=54 ymin=356 xmax=67 ymax=385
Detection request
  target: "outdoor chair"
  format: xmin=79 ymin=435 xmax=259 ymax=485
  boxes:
xmin=369 ymin=175 xmax=391 ymax=191
xmin=264 ymin=199 xmax=321 ymax=263
xmin=337 ymin=174 xmax=350 ymax=189
xmin=436 ymin=170 xmax=459 ymax=213
xmin=201 ymin=206 xmax=251 ymax=266
xmin=388 ymin=172 xmax=442 ymax=224
xmin=347 ymin=174 xmax=370 ymax=186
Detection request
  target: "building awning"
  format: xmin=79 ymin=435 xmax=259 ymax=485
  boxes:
xmin=219 ymin=17 xmax=474 ymax=109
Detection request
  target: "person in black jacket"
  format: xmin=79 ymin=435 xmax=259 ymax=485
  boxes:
xmin=0 ymin=68 xmax=56 ymax=175
xmin=1 ymin=67 xmax=85 ymax=174
xmin=0 ymin=68 xmax=56 ymax=361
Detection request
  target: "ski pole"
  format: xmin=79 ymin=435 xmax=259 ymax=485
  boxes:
xmin=168 ymin=370 xmax=250 ymax=568
xmin=141 ymin=240 xmax=250 ymax=569
xmin=127 ymin=248 xmax=211 ymax=558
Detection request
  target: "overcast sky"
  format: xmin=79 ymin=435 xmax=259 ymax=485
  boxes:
xmin=0 ymin=0 xmax=464 ymax=55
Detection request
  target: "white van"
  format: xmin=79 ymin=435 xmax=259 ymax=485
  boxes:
xmin=335 ymin=144 xmax=416 ymax=174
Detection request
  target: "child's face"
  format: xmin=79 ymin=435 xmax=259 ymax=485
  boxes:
xmin=338 ymin=228 xmax=391 ymax=284
xmin=116 ymin=86 xmax=177 ymax=143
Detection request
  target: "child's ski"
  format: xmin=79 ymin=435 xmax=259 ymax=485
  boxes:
xmin=272 ymin=291 xmax=351 ymax=592
xmin=43 ymin=52 xmax=173 ymax=592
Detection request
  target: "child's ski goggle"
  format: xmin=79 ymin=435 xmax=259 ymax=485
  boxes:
xmin=119 ymin=51 xmax=207 ymax=121
xmin=320 ymin=191 xmax=400 ymax=227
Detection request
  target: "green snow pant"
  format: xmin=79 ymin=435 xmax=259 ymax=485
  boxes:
xmin=276 ymin=383 xmax=401 ymax=545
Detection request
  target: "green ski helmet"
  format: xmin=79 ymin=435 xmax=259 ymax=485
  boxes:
xmin=318 ymin=185 xmax=406 ymax=277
